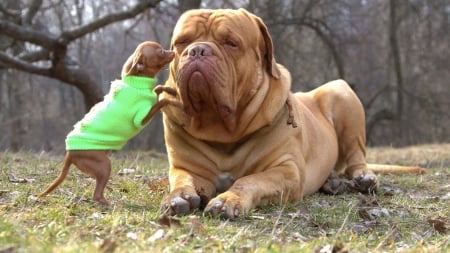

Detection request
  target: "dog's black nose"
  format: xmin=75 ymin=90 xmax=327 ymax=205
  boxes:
xmin=188 ymin=44 xmax=213 ymax=58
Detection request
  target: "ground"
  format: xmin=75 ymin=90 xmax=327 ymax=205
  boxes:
xmin=0 ymin=144 xmax=449 ymax=252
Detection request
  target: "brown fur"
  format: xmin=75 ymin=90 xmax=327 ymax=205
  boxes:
xmin=158 ymin=9 xmax=425 ymax=219
xmin=39 ymin=41 xmax=175 ymax=205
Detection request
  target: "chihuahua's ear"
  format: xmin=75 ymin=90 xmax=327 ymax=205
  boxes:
xmin=121 ymin=51 xmax=143 ymax=78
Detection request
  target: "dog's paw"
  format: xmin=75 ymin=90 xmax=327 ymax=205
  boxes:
xmin=160 ymin=188 xmax=201 ymax=215
xmin=320 ymin=171 xmax=348 ymax=195
xmin=349 ymin=171 xmax=378 ymax=193
xmin=203 ymin=192 xmax=244 ymax=220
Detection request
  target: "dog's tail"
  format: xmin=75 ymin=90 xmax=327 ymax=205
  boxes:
xmin=39 ymin=154 xmax=72 ymax=198
xmin=367 ymin=164 xmax=426 ymax=174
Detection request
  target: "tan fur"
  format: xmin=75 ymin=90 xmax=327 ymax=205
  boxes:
xmin=39 ymin=41 xmax=174 ymax=205
xmin=157 ymin=9 xmax=425 ymax=219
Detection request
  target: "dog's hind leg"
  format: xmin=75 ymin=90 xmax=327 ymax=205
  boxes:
xmin=72 ymin=151 xmax=111 ymax=205
xmin=320 ymin=80 xmax=378 ymax=193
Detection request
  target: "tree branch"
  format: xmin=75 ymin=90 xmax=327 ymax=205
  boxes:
xmin=0 ymin=19 xmax=59 ymax=48
xmin=61 ymin=0 xmax=163 ymax=42
xmin=22 ymin=0 xmax=43 ymax=25
xmin=0 ymin=51 xmax=50 ymax=75
xmin=0 ymin=0 xmax=164 ymax=109
xmin=267 ymin=16 xmax=345 ymax=79
xmin=17 ymin=49 xmax=50 ymax=63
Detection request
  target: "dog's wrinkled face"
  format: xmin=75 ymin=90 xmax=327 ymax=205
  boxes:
xmin=122 ymin=41 xmax=174 ymax=78
xmin=165 ymin=9 xmax=282 ymax=138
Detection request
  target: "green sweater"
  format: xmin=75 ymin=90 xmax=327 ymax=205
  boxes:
xmin=65 ymin=76 xmax=157 ymax=150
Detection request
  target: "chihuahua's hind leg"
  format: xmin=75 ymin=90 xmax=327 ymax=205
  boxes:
xmin=71 ymin=151 xmax=112 ymax=205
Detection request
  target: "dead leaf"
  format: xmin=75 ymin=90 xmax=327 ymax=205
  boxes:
xmin=157 ymin=215 xmax=181 ymax=227
xmin=427 ymin=217 xmax=448 ymax=234
xmin=147 ymin=229 xmax=165 ymax=243
xmin=296 ymin=203 xmax=309 ymax=216
xmin=117 ymin=168 xmax=135 ymax=175
xmin=314 ymin=242 xmax=347 ymax=253
xmin=351 ymin=224 xmax=372 ymax=234
xmin=126 ymin=232 xmax=138 ymax=240
xmin=185 ymin=215 xmax=204 ymax=235
xmin=357 ymin=195 xmax=379 ymax=207
xmin=146 ymin=176 xmax=169 ymax=191
xmin=291 ymin=232 xmax=308 ymax=242
xmin=99 ymin=238 xmax=117 ymax=253
xmin=8 ymin=174 xmax=28 ymax=183
xmin=358 ymin=208 xmax=374 ymax=221
xmin=0 ymin=245 xmax=16 ymax=253
xmin=367 ymin=208 xmax=390 ymax=218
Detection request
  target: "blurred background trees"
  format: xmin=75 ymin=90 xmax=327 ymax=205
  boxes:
xmin=0 ymin=0 xmax=448 ymax=153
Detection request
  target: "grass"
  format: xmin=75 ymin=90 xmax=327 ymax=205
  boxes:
xmin=0 ymin=144 xmax=449 ymax=252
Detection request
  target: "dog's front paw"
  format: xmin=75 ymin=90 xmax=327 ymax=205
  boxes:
xmin=160 ymin=188 xmax=201 ymax=215
xmin=204 ymin=192 xmax=245 ymax=220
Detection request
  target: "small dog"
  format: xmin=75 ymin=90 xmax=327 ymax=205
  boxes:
xmin=39 ymin=41 xmax=175 ymax=205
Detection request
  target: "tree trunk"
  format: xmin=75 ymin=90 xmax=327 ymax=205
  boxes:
xmin=389 ymin=0 xmax=404 ymax=144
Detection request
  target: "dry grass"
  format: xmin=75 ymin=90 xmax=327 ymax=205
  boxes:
xmin=0 ymin=144 xmax=449 ymax=252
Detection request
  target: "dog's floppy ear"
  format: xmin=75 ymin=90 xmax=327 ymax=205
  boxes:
xmin=121 ymin=51 xmax=144 ymax=78
xmin=243 ymin=9 xmax=281 ymax=79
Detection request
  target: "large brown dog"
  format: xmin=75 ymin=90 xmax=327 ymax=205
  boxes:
xmin=158 ymin=9 xmax=425 ymax=219
xmin=39 ymin=41 xmax=175 ymax=205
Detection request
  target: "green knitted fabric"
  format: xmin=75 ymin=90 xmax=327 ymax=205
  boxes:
xmin=65 ymin=75 xmax=157 ymax=150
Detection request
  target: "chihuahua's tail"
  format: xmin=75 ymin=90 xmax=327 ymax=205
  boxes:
xmin=39 ymin=154 xmax=72 ymax=198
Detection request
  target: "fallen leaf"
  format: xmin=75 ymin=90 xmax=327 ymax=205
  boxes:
xmin=367 ymin=208 xmax=390 ymax=217
xmin=296 ymin=203 xmax=309 ymax=216
xmin=358 ymin=195 xmax=379 ymax=207
xmin=117 ymin=168 xmax=135 ymax=175
xmin=146 ymin=176 xmax=169 ymax=191
xmin=0 ymin=245 xmax=16 ymax=253
xmin=314 ymin=242 xmax=347 ymax=253
xmin=91 ymin=212 xmax=104 ymax=219
xmin=28 ymin=195 xmax=38 ymax=202
xmin=351 ymin=224 xmax=372 ymax=234
xmin=185 ymin=215 xmax=204 ymax=235
xmin=157 ymin=215 xmax=181 ymax=227
xmin=427 ymin=217 xmax=448 ymax=234
xmin=99 ymin=238 xmax=117 ymax=253
xmin=358 ymin=208 xmax=373 ymax=221
xmin=291 ymin=232 xmax=308 ymax=241
xmin=126 ymin=232 xmax=138 ymax=240
xmin=147 ymin=229 xmax=165 ymax=243
xmin=7 ymin=174 xmax=28 ymax=183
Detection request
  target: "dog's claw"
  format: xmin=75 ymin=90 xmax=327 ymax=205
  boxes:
xmin=350 ymin=172 xmax=378 ymax=193
xmin=161 ymin=193 xmax=201 ymax=215
xmin=204 ymin=198 xmax=240 ymax=220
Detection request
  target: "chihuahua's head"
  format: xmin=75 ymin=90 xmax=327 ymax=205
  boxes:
xmin=121 ymin=41 xmax=174 ymax=78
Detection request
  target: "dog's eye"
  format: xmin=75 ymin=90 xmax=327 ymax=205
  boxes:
xmin=174 ymin=38 xmax=190 ymax=50
xmin=224 ymin=39 xmax=239 ymax=49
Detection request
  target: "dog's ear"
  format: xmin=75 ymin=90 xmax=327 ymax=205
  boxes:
xmin=244 ymin=9 xmax=281 ymax=79
xmin=121 ymin=51 xmax=144 ymax=78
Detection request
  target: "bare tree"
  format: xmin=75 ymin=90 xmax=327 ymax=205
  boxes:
xmin=0 ymin=0 xmax=162 ymax=109
xmin=0 ymin=0 xmax=448 ymax=151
